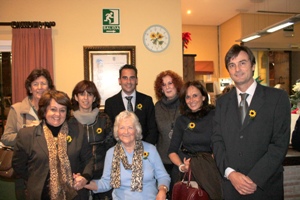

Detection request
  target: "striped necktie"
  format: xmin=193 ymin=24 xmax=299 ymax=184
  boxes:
xmin=125 ymin=96 xmax=133 ymax=111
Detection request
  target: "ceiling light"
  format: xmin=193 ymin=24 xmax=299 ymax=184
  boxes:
xmin=187 ymin=10 xmax=191 ymax=14
xmin=237 ymin=14 xmax=300 ymax=43
xmin=266 ymin=22 xmax=294 ymax=33
xmin=241 ymin=35 xmax=261 ymax=42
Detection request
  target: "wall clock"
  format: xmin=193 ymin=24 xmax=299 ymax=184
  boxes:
xmin=143 ymin=25 xmax=170 ymax=53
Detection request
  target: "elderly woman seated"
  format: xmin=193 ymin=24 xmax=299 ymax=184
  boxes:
xmin=81 ymin=111 xmax=170 ymax=200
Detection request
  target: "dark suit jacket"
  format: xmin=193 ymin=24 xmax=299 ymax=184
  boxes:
xmin=12 ymin=120 xmax=93 ymax=200
xmin=292 ymin=115 xmax=300 ymax=151
xmin=104 ymin=91 xmax=158 ymax=144
xmin=212 ymin=84 xmax=291 ymax=200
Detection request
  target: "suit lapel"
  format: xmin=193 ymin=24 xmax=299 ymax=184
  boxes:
xmin=36 ymin=124 xmax=49 ymax=158
xmin=116 ymin=91 xmax=126 ymax=111
xmin=134 ymin=92 xmax=142 ymax=113
xmin=226 ymin=90 xmax=241 ymax=129
xmin=241 ymin=84 xmax=265 ymax=130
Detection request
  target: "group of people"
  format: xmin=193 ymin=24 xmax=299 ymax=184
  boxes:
xmin=0 ymin=44 xmax=292 ymax=200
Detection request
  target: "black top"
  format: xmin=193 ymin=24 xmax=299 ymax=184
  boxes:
xmin=168 ymin=109 xmax=215 ymax=158
xmin=292 ymin=115 xmax=300 ymax=151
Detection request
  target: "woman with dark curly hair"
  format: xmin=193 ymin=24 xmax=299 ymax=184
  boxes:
xmin=168 ymin=80 xmax=222 ymax=200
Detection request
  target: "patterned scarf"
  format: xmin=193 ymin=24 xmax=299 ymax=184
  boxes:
xmin=110 ymin=140 xmax=144 ymax=191
xmin=43 ymin=121 xmax=77 ymax=200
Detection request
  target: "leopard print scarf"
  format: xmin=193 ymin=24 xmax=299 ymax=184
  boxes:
xmin=111 ymin=140 xmax=144 ymax=191
xmin=43 ymin=121 xmax=77 ymax=200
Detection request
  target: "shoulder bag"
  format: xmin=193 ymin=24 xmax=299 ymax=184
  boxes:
xmin=0 ymin=114 xmax=27 ymax=179
xmin=0 ymin=146 xmax=14 ymax=179
xmin=172 ymin=167 xmax=209 ymax=200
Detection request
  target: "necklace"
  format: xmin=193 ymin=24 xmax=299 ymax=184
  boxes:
xmin=168 ymin=106 xmax=178 ymax=139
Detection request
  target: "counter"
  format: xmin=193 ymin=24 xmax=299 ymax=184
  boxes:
xmin=283 ymin=146 xmax=300 ymax=166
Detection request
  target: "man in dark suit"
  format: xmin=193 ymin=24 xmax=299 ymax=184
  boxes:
xmin=104 ymin=64 xmax=158 ymax=145
xmin=212 ymin=44 xmax=291 ymax=199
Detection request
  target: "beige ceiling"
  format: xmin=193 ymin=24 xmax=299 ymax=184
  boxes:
xmin=181 ymin=0 xmax=300 ymax=26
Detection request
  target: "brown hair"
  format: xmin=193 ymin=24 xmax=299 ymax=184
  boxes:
xmin=25 ymin=68 xmax=55 ymax=96
xmin=154 ymin=70 xmax=183 ymax=100
xmin=38 ymin=90 xmax=72 ymax=120
xmin=179 ymin=80 xmax=214 ymax=118
xmin=222 ymin=84 xmax=235 ymax=95
xmin=225 ymin=44 xmax=256 ymax=71
xmin=71 ymin=80 xmax=100 ymax=111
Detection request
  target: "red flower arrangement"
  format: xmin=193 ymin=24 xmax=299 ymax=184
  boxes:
xmin=182 ymin=32 xmax=192 ymax=49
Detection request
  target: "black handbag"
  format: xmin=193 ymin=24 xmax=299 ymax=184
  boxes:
xmin=172 ymin=167 xmax=209 ymax=200
xmin=0 ymin=146 xmax=15 ymax=179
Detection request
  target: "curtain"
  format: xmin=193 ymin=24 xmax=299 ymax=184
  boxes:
xmin=11 ymin=28 xmax=53 ymax=103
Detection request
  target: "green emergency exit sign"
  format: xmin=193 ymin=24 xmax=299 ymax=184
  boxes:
xmin=102 ymin=9 xmax=120 ymax=33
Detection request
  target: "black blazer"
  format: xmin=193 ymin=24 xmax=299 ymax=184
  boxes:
xmin=212 ymin=84 xmax=291 ymax=199
xmin=104 ymin=90 xmax=158 ymax=144
xmin=12 ymin=120 xmax=93 ymax=200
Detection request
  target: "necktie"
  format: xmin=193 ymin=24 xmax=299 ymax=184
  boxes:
xmin=239 ymin=93 xmax=249 ymax=125
xmin=125 ymin=96 xmax=133 ymax=111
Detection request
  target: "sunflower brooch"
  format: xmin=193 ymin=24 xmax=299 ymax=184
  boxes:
xmin=187 ymin=122 xmax=196 ymax=130
xmin=249 ymin=110 xmax=256 ymax=119
xmin=96 ymin=128 xmax=102 ymax=134
xmin=66 ymin=135 xmax=72 ymax=143
xmin=143 ymin=151 xmax=149 ymax=159
xmin=136 ymin=104 xmax=143 ymax=111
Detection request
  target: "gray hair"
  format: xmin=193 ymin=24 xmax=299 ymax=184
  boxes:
xmin=113 ymin=111 xmax=143 ymax=141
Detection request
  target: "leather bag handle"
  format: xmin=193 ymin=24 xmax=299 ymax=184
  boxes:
xmin=181 ymin=166 xmax=193 ymax=187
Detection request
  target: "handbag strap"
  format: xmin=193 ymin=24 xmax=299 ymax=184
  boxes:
xmin=22 ymin=113 xmax=27 ymax=128
xmin=181 ymin=166 xmax=193 ymax=186
xmin=187 ymin=166 xmax=192 ymax=185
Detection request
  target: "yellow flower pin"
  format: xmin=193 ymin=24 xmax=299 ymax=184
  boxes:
xmin=249 ymin=110 xmax=256 ymax=119
xmin=188 ymin=122 xmax=196 ymax=130
xmin=96 ymin=128 xmax=102 ymax=134
xmin=137 ymin=104 xmax=142 ymax=110
xmin=66 ymin=135 xmax=72 ymax=143
xmin=143 ymin=151 xmax=149 ymax=159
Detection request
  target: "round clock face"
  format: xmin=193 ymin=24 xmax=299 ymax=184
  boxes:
xmin=143 ymin=25 xmax=170 ymax=53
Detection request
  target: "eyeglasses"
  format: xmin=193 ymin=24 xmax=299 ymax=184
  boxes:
xmin=227 ymin=59 xmax=250 ymax=70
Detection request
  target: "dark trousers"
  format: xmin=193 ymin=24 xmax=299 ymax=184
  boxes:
xmin=14 ymin=178 xmax=26 ymax=200
xmin=92 ymin=189 xmax=113 ymax=200
xmin=164 ymin=163 xmax=178 ymax=200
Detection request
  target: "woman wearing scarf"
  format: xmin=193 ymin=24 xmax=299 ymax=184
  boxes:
xmin=1 ymin=68 xmax=55 ymax=199
xmin=82 ymin=111 xmax=170 ymax=200
xmin=12 ymin=90 xmax=93 ymax=200
xmin=153 ymin=70 xmax=183 ymax=199
xmin=70 ymin=80 xmax=115 ymax=199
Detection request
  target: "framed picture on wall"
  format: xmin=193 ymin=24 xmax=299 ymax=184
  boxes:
xmin=83 ymin=46 xmax=136 ymax=109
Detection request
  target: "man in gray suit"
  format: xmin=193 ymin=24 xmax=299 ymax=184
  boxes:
xmin=212 ymin=44 xmax=290 ymax=199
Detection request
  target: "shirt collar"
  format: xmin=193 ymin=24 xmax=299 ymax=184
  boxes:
xmin=121 ymin=90 xmax=136 ymax=99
